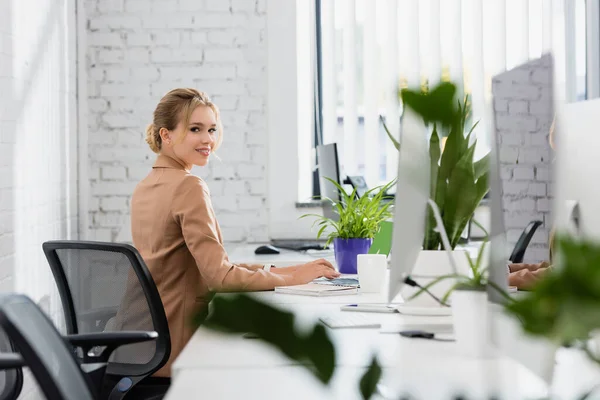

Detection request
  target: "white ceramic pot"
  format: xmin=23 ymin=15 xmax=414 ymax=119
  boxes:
xmin=451 ymin=289 xmax=490 ymax=358
xmin=400 ymin=250 xmax=471 ymax=307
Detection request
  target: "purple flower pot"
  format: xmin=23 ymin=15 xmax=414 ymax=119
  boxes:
xmin=333 ymin=238 xmax=373 ymax=274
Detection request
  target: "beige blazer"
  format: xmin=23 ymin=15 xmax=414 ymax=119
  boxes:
xmin=128 ymin=154 xmax=292 ymax=377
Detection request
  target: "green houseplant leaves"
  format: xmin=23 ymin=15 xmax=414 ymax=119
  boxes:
xmin=300 ymin=178 xmax=395 ymax=246
xmin=386 ymin=82 xmax=490 ymax=250
xmin=502 ymin=234 xmax=600 ymax=400
xmin=200 ymin=294 xmax=336 ymax=383
xmin=505 ymin=234 xmax=600 ymax=351
xmin=197 ymin=294 xmax=382 ymax=399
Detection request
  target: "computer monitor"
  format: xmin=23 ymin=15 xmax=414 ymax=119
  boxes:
xmin=387 ymin=107 xmax=430 ymax=303
xmin=555 ymin=98 xmax=600 ymax=239
xmin=486 ymin=95 xmax=510 ymax=304
xmin=316 ymin=143 xmax=342 ymax=220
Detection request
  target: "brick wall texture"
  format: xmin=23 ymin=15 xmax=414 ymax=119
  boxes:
xmin=86 ymin=0 xmax=269 ymax=244
xmin=492 ymin=54 xmax=554 ymax=263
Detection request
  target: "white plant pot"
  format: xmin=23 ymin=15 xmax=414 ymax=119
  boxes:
xmin=451 ymin=289 xmax=490 ymax=358
xmin=400 ymin=250 xmax=471 ymax=307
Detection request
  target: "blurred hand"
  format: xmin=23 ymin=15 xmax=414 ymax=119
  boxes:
xmin=290 ymin=259 xmax=339 ymax=284
xmin=509 ymin=261 xmax=551 ymax=273
xmin=508 ymin=268 xmax=549 ymax=290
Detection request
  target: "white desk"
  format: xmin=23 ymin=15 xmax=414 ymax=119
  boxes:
xmin=165 ymin=245 xmax=600 ymax=399
xmin=226 ymin=243 xmax=482 ymax=268
xmin=227 ymin=243 xmax=337 ymax=267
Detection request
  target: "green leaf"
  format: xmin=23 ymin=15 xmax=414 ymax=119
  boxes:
xmin=359 ymin=356 xmax=382 ymax=400
xmin=473 ymin=154 xmax=490 ymax=180
xmin=437 ymin=96 xmax=472 ymax=186
xmin=201 ymin=294 xmax=336 ymax=384
xmin=401 ymin=82 xmax=457 ymax=126
xmin=423 ymin=126 xmax=441 ymax=250
xmin=381 ymin=115 xmax=400 ymax=150
xmin=442 ymin=145 xmax=478 ymax=247
xmin=471 ymin=218 xmax=489 ymax=239
xmin=474 ymin=241 xmax=487 ymax=276
xmin=407 ymin=273 xmax=462 ymax=303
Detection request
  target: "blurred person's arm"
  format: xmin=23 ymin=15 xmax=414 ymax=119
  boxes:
xmin=508 ymin=267 xmax=550 ymax=290
xmin=508 ymin=261 xmax=551 ymax=273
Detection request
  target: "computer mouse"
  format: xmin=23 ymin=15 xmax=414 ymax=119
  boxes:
xmin=254 ymin=245 xmax=281 ymax=255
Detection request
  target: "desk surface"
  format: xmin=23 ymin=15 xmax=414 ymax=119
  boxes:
xmin=227 ymin=244 xmax=337 ymax=267
xmin=165 ymin=244 xmax=600 ymax=399
xmin=227 ymin=243 xmax=483 ymax=267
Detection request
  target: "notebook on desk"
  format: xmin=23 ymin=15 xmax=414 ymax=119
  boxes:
xmin=274 ymin=283 xmax=358 ymax=296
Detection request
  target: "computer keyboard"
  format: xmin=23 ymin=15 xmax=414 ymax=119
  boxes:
xmin=319 ymin=314 xmax=381 ymax=329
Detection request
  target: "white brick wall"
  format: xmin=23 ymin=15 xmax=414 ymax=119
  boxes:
xmin=86 ymin=0 xmax=269 ymax=243
xmin=1 ymin=0 xmax=78 ymax=397
xmin=492 ymin=55 xmax=554 ymax=263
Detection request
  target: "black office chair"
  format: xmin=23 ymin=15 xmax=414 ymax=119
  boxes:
xmin=0 ymin=293 xmax=159 ymax=400
xmin=42 ymin=241 xmax=171 ymax=400
xmin=0 ymin=329 xmax=23 ymax=400
xmin=509 ymin=220 xmax=544 ymax=264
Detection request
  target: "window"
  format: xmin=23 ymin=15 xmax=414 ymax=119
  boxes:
xmin=575 ymin=0 xmax=587 ymax=101
xmin=313 ymin=0 xmax=600 ymax=195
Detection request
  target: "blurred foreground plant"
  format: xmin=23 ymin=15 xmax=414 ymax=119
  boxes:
xmin=195 ymin=294 xmax=382 ymax=399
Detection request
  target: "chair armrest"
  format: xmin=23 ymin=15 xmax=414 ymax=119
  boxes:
xmin=64 ymin=331 xmax=158 ymax=363
xmin=65 ymin=331 xmax=158 ymax=347
xmin=0 ymin=353 xmax=24 ymax=369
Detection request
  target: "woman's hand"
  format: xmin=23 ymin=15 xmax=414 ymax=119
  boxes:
xmin=287 ymin=259 xmax=340 ymax=284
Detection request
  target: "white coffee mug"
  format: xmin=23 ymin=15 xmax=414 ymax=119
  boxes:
xmin=357 ymin=254 xmax=387 ymax=293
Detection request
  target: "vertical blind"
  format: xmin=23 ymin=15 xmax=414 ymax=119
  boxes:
xmin=317 ymin=0 xmax=579 ymax=187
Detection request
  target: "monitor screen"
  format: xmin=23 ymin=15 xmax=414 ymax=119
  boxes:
xmin=316 ymin=143 xmax=342 ymax=221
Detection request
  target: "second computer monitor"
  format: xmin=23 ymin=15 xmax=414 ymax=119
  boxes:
xmin=316 ymin=143 xmax=342 ymax=220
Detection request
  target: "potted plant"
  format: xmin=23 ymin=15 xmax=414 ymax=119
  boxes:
xmin=300 ymin=179 xmax=395 ymax=274
xmin=408 ymin=241 xmax=510 ymax=357
xmin=384 ymin=83 xmax=490 ymax=278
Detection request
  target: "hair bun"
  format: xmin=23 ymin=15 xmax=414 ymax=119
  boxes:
xmin=145 ymin=123 xmax=161 ymax=153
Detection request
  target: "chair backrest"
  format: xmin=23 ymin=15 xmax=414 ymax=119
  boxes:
xmin=0 ymin=329 xmax=22 ymax=400
xmin=0 ymin=294 xmax=94 ymax=400
xmin=42 ymin=241 xmax=170 ymax=377
xmin=509 ymin=220 xmax=544 ymax=263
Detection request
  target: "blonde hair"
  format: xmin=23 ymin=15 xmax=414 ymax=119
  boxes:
xmin=145 ymin=88 xmax=223 ymax=154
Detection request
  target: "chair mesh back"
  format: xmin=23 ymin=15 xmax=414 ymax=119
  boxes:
xmin=0 ymin=329 xmax=22 ymax=400
xmin=55 ymin=248 xmax=156 ymax=372
xmin=0 ymin=295 xmax=93 ymax=400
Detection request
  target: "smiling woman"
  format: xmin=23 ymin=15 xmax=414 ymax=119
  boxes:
xmin=114 ymin=88 xmax=340 ymax=378
xmin=144 ymin=88 xmax=223 ymax=167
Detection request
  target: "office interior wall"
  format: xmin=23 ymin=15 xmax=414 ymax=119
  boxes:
xmin=492 ymin=54 xmax=554 ymax=263
xmin=86 ymin=0 xmax=270 ymax=244
xmin=0 ymin=0 xmax=78 ymax=397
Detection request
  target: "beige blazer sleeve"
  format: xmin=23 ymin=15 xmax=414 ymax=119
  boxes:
xmin=237 ymin=263 xmax=267 ymax=271
xmin=172 ymin=175 xmax=292 ymax=292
